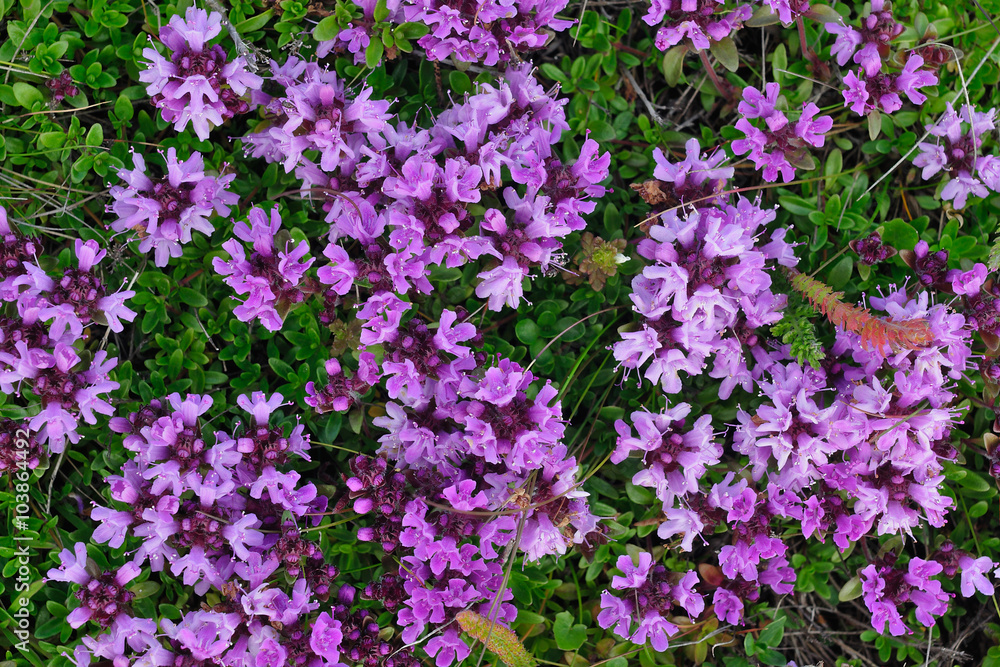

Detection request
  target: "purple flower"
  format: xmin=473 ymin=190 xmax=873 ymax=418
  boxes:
xmin=611 ymin=553 xmax=653 ymax=589
xmin=650 ymin=138 xmax=734 ymax=207
xmin=712 ymin=587 xmax=745 ymax=625
xmin=841 ymin=55 xmax=937 ymax=116
xmin=958 ymin=555 xmax=996 ymax=597
xmin=825 ymin=0 xmax=903 ymax=76
xmin=913 ymin=103 xmax=999 ymax=209
xmin=47 ymin=543 xmax=140 ymax=629
xmin=947 ymin=263 xmax=988 ymax=296
xmin=45 ymin=71 xmax=78 ymax=103
xmin=475 ymin=257 xmax=527 ymax=311
xmin=140 ymin=8 xmax=262 ymax=139
xmin=110 ymin=148 xmax=237 ymax=266
xmin=16 ymin=239 xmax=136 ymax=337
xmin=310 ymin=611 xmax=344 ymax=662
xmin=598 ymin=553 xmax=702 ymax=650
xmin=732 ymin=84 xmax=832 ymax=183
xmin=646 ymin=0 xmax=752 ymax=52
xmin=213 ymin=206 xmax=315 ymax=331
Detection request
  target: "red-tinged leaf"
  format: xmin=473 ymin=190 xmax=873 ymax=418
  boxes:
xmin=788 ymin=269 xmax=933 ymax=351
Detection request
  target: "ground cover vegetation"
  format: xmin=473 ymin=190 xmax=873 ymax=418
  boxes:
xmin=2 ymin=0 xmax=1000 ymax=664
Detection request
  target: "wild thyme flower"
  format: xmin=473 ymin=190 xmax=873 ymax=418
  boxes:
xmin=597 ymin=553 xmax=704 ymax=650
xmin=825 ymin=0 xmax=904 ymax=77
xmin=110 ymin=148 xmax=238 ymax=267
xmin=140 ymin=7 xmax=262 ymax=140
xmin=644 ymin=0 xmax=753 ymax=52
xmin=849 ymin=231 xmax=896 ymax=265
xmin=913 ymin=103 xmax=1000 ymax=209
xmin=732 ymin=83 xmax=833 ymax=183
xmin=842 ymin=54 xmax=938 ymax=116
xmin=212 ymin=206 xmax=315 ymax=331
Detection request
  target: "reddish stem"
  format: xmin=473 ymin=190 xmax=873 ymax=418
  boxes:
xmin=698 ymin=49 xmax=735 ymax=101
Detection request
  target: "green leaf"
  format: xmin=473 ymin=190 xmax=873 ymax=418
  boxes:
xmin=269 ymin=357 xmax=294 ymax=380
xmin=314 ymin=15 xmax=340 ymax=42
xmin=868 ymin=110 xmax=882 ymax=141
xmin=129 ymin=581 xmax=160 ymax=600
xmin=757 ymin=648 xmax=787 ymax=666
xmin=365 ymin=39 xmax=384 ymax=68
xmin=969 ymin=500 xmax=989 ymax=518
xmin=448 ymin=70 xmax=472 ymax=95
xmin=553 ymin=611 xmax=588 ymax=651
xmin=824 ymin=147 xmax=843 ymax=190
xmin=777 ymin=195 xmax=817 ymax=216
xmin=588 ymin=119 xmax=616 ymax=142
xmin=709 ymin=36 xmax=739 ymax=73
xmin=540 ymin=62 xmax=569 ymax=84
xmin=114 ymin=94 xmax=133 ymax=122
xmin=236 ymin=8 xmax=274 ymax=32
xmin=71 ymin=153 xmax=95 ymax=182
xmin=396 ymin=22 xmax=429 ymax=39
xmin=959 ymin=470 xmax=991 ymax=493
xmin=661 ymin=45 xmax=687 ymax=87
xmin=373 ymin=0 xmax=389 ymax=21
xmin=86 ymin=123 xmax=104 ymax=147
xmin=12 ymin=82 xmax=42 ymax=107
xmin=515 ymin=320 xmax=539 ymax=344
xmin=168 ymin=349 xmax=183 ymax=378
xmin=176 ymin=287 xmax=208 ymax=307
xmin=879 ymin=219 xmax=919 ymax=250
xmin=758 ymin=618 xmax=785 ymax=647
xmin=827 ymin=256 xmax=853 ymax=290
xmin=839 ymin=575 xmax=863 ymax=601
xmin=626 ymin=482 xmax=655 ymax=505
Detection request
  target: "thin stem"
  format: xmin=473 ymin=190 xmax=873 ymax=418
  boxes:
xmin=698 ymin=49 xmax=731 ymax=99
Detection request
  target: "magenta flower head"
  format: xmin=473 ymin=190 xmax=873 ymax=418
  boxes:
xmin=0 ymin=205 xmax=39 ymax=302
xmin=16 ymin=239 xmax=137 ymax=338
xmin=732 ymin=83 xmax=832 ymax=183
xmin=947 ymin=263 xmax=988 ymax=296
xmin=913 ymin=103 xmax=1000 ymax=209
xmin=645 ymin=0 xmax=753 ymax=52
xmin=650 ymin=138 xmax=733 ymax=207
xmin=47 ymin=542 xmax=140 ymax=629
xmin=110 ymin=148 xmax=238 ymax=267
xmin=140 ymin=7 xmax=262 ymax=140
xmin=825 ymin=0 xmax=904 ymax=76
xmin=213 ymin=206 xmax=315 ymax=331
xmin=841 ymin=54 xmax=938 ymax=116
xmin=598 ymin=553 xmax=703 ymax=651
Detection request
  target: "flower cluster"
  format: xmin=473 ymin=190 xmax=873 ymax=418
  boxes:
xmin=602 ymin=279 xmax=977 ymax=633
xmin=45 ymin=71 xmax=78 ymax=104
xmin=732 ymin=82 xmax=833 ymax=182
xmin=47 ymin=544 xmax=141 ymax=629
xmin=613 ymin=153 xmax=796 ymax=397
xmin=0 ymin=211 xmax=132 ymax=455
xmin=244 ymin=57 xmax=392 ymax=186
xmin=632 ymin=138 xmax=733 ymax=209
xmin=109 ymin=148 xmax=238 ymax=266
xmin=140 ymin=7 xmax=262 ymax=140
xmin=842 ymin=53 xmax=937 ymax=116
xmin=825 ymin=0 xmax=904 ymax=77
xmin=643 ymin=0 xmax=752 ymax=52
xmin=212 ymin=206 xmax=315 ymax=331
xmin=233 ymin=62 xmax=609 ymax=345
xmin=913 ymin=103 xmax=1000 ymax=209
xmin=318 ymin=350 xmax=604 ymax=665
xmin=55 ymin=391 xmax=408 ymax=667
xmin=315 ymin=0 xmax=573 ymax=66
xmin=860 ymin=553 xmax=951 ymax=635
xmin=598 ymin=553 xmax=704 ymax=650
